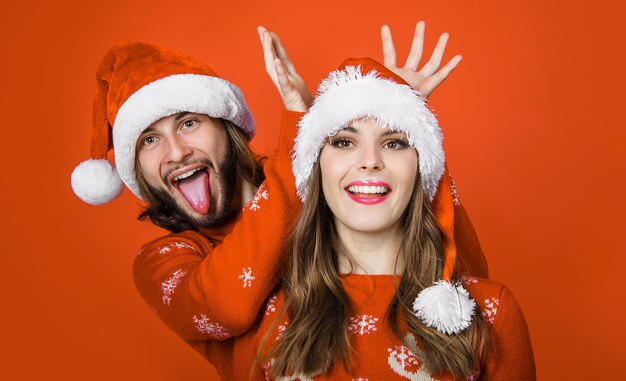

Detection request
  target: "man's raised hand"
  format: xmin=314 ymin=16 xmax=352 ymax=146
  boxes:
xmin=381 ymin=21 xmax=462 ymax=98
xmin=258 ymin=26 xmax=311 ymax=112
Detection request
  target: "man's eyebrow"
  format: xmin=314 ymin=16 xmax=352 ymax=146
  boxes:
xmin=174 ymin=112 xmax=191 ymax=121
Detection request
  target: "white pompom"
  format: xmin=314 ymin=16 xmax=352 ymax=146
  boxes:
xmin=413 ymin=280 xmax=476 ymax=335
xmin=71 ymin=159 xmax=123 ymax=205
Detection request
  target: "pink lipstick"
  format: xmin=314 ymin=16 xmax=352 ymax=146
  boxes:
xmin=345 ymin=180 xmax=391 ymax=205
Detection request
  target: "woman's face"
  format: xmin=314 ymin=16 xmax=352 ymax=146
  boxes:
xmin=319 ymin=118 xmax=418 ymax=236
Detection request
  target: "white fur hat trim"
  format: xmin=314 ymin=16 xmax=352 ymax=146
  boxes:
xmin=293 ymin=66 xmax=444 ymax=201
xmin=113 ymin=74 xmax=255 ymax=199
xmin=412 ymin=280 xmax=476 ymax=335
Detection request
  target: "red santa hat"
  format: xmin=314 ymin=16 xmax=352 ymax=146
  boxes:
xmin=71 ymin=42 xmax=255 ymax=205
xmin=293 ymin=57 xmax=475 ymax=335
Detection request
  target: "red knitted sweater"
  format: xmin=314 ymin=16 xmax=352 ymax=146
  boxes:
xmin=210 ymin=274 xmax=535 ymax=380
xmin=132 ymin=111 xmax=517 ymax=379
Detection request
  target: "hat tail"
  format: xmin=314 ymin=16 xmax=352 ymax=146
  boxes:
xmin=412 ymin=165 xmax=476 ymax=335
xmin=70 ymin=55 xmax=123 ymax=206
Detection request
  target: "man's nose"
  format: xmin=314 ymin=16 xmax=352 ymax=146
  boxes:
xmin=164 ymin=136 xmax=192 ymax=163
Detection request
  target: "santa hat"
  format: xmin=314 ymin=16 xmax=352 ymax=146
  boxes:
xmin=71 ymin=42 xmax=255 ymax=205
xmin=293 ymin=57 xmax=475 ymax=335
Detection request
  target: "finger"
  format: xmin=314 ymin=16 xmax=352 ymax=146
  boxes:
xmin=420 ymin=32 xmax=449 ymax=77
xmin=257 ymin=25 xmax=266 ymax=41
xmin=381 ymin=25 xmax=397 ymax=68
xmin=259 ymin=30 xmax=285 ymax=96
xmin=405 ymin=21 xmax=425 ymax=71
xmin=420 ymin=55 xmax=462 ymax=98
xmin=274 ymin=58 xmax=294 ymax=94
xmin=270 ymin=32 xmax=297 ymax=74
xmin=260 ymin=29 xmax=279 ymax=80
xmin=275 ymin=58 xmax=307 ymax=111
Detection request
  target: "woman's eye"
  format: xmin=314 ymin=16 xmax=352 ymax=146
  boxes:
xmin=331 ymin=139 xmax=352 ymax=148
xmin=182 ymin=119 xmax=197 ymax=128
xmin=142 ymin=136 xmax=156 ymax=145
xmin=385 ymin=140 xmax=408 ymax=149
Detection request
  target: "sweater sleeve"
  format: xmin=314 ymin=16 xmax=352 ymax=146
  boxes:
xmin=133 ymin=110 xmax=303 ymax=341
xmin=481 ymin=286 xmax=536 ymax=380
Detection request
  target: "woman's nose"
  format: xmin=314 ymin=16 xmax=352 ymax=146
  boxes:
xmin=358 ymin=144 xmax=384 ymax=171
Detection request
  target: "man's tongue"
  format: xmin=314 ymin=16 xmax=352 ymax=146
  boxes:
xmin=177 ymin=170 xmax=211 ymax=214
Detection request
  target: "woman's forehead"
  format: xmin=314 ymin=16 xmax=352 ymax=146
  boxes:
xmin=335 ymin=119 xmax=406 ymax=136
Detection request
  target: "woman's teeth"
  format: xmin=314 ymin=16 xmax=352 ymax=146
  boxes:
xmin=347 ymin=185 xmax=388 ymax=194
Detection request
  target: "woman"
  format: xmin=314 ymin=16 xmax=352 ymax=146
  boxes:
xmin=254 ymin=58 xmax=536 ymax=380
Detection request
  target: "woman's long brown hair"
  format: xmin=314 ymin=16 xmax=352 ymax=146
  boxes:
xmin=261 ymin=160 xmax=488 ymax=379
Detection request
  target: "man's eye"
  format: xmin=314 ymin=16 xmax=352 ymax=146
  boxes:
xmin=142 ymin=136 xmax=156 ymax=145
xmin=183 ymin=120 xmax=196 ymax=128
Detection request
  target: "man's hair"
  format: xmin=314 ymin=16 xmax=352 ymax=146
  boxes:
xmin=134 ymin=119 xmax=265 ymax=232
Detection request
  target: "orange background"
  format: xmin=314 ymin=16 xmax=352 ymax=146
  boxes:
xmin=1 ymin=0 xmax=624 ymax=379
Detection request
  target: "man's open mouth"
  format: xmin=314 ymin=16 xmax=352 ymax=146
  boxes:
xmin=170 ymin=166 xmax=211 ymax=214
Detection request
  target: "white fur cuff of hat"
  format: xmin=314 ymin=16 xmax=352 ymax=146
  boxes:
xmin=292 ymin=66 xmax=444 ymax=201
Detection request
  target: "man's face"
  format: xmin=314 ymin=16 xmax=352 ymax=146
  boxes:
xmin=136 ymin=112 xmax=237 ymax=227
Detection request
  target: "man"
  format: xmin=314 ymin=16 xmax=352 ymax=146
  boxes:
xmin=71 ymin=37 xmax=304 ymax=342
xmin=71 ymin=24 xmax=487 ymax=369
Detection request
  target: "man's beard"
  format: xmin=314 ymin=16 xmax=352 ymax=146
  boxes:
xmin=141 ymin=156 xmax=239 ymax=233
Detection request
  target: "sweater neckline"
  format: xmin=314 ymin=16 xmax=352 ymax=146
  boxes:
xmin=340 ymin=273 xmax=402 ymax=288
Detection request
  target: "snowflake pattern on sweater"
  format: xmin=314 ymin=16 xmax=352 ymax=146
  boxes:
xmin=247 ymin=184 xmax=269 ymax=211
xmin=239 ymin=267 xmax=255 ymax=288
xmin=348 ymin=314 xmax=379 ymax=335
xmin=482 ymin=297 xmax=500 ymax=324
xmin=157 ymin=241 xmax=196 ymax=255
xmin=276 ymin=322 xmax=288 ymax=341
xmin=192 ymin=314 xmax=230 ymax=339
xmin=450 ymin=176 xmax=460 ymax=206
xmin=461 ymin=275 xmax=478 ymax=285
xmin=161 ymin=269 xmax=186 ymax=305
xmin=265 ymin=294 xmax=278 ymax=316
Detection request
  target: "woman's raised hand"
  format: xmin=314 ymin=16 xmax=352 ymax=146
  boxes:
xmin=258 ymin=26 xmax=311 ymax=113
xmin=381 ymin=21 xmax=462 ymax=98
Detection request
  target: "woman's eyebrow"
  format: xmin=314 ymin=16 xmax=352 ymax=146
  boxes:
xmin=381 ymin=129 xmax=407 ymax=137
xmin=340 ymin=126 xmax=358 ymax=134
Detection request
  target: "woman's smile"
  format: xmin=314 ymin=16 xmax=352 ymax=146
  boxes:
xmin=345 ymin=180 xmax=391 ymax=204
